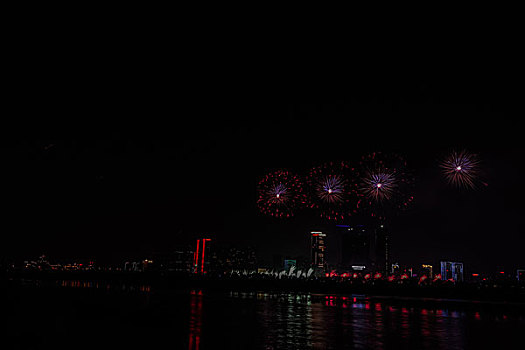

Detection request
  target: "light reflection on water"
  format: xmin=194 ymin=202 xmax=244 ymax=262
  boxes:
xmin=216 ymin=291 xmax=524 ymax=350
xmin=12 ymin=281 xmax=524 ymax=349
xmin=56 ymin=279 xmax=151 ymax=292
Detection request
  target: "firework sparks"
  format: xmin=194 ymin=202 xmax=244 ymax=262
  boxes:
xmin=357 ymin=152 xmax=414 ymax=219
xmin=306 ymin=161 xmax=360 ymax=221
xmin=315 ymin=175 xmax=346 ymax=204
xmin=440 ymin=150 xmax=479 ymax=189
xmin=256 ymin=170 xmax=305 ymax=218
xmin=362 ymin=170 xmax=397 ymax=202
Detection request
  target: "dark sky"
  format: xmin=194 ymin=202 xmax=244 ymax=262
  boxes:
xmin=1 ymin=50 xmax=522 ymax=274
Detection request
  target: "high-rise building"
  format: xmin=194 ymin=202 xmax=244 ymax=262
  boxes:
xmin=337 ymin=224 xmax=388 ymax=273
xmin=194 ymin=238 xmax=211 ymax=274
xmin=311 ymin=231 xmax=327 ymax=269
xmin=440 ymin=261 xmax=463 ymax=282
xmin=421 ymin=264 xmax=433 ymax=278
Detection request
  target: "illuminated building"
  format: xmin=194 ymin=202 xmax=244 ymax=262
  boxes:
xmin=440 ymin=261 xmax=463 ymax=282
xmin=194 ymin=238 xmax=211 ymax=274
xmin=421 ymin=264 xmax=433 ymax=278
xmin=311 ymin=231 xmax=327 ymax=269
xmin=391 ymin=263 xmax=400 ymax=275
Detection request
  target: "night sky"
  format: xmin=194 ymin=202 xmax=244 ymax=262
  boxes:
xmin=1 ymin=69 xmax=523 ymax=274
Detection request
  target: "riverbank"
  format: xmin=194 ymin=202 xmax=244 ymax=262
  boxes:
xmin=3 ymin=270 xmax=525 ymax=306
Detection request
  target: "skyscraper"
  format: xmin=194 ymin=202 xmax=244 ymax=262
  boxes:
xmin=338 ymin=224 xmax=388 ymax=273
xmin=311 ymin=232 xmax=327 ymax=269
xmin=440 ymin=261 xmax=463 ymax=282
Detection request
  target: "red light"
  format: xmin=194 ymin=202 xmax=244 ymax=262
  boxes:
xmin=201 ymin=239 xmax=206 ymax=273
xmin=499 ymin=271 xmax=505 ymax=274
xmin=194 ymin=239 xmax=200 ymax=272
xmin=364 ymin=274 xmax=371 ymax=279
xmin=325 ymin=273 xmax=330 ymax=277
xmin=387 ymin=276 xmax=395 ymax=282
xmin=401 ymin=274 xmax=408 ymax=279
xmin=374 ymin=273 xmax=382 ymax=279
xmin=472 ymin=273 xmax=479 ymax=277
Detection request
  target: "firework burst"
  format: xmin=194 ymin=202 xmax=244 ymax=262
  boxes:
xmin=362 ymin=170 xmax=397 ymax=202
xmin=306 ymin=161 xmax=360 ymax=221
xmin=440 ymin=150 xmax=479 ymax=189
xmin=357 ymin=152 xmax=414 ymax=219
xmin=257 ymin=170 xmax=306 ymax=218
xmin=315 ymin=175 xmax=346 ymax=204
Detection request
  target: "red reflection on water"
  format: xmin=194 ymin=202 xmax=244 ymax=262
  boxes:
xmin=188 ymin=290 xmax=203 ymax=350
xmin=375 ymin=303 xmax=382 ymax=312
xmin=474 ymin=312 xmax=481 ymax=320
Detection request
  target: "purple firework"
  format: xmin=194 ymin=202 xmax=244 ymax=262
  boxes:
xmin=306 ymin=161 xmax=360 ymax=221
xmin=257 ymin=170 xmax=306 ymax=218
xmin=315 ymin=174 xmax=346 ymax=204
xmin=357 ymin=152 xmax=414 ymax=219
xmin=362 ymin=170 xmax=397 ymax=202
xmin=440 ymin=150 xmax=479 ymax=189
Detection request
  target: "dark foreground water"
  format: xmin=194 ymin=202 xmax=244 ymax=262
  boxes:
xmin=2 ymin=280 xmax=524 ymax=349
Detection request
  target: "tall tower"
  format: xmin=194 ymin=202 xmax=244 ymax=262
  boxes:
xmin=311 ymin=232 xmax=327 ymax=269
xmin=193 ymin=238 xmax=211 ymax=274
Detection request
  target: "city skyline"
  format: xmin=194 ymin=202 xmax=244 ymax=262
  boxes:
xmin=2 ymin=92 xmax=523 ymax=274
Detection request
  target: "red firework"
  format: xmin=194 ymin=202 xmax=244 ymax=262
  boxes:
xmin=256 ymin=170 xmax=306 ymax=218
xmin=306 ymin=161 xmax=361 ymax=221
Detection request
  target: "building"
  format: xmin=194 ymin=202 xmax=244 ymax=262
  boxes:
xmin=336 ymin=224 xmax=388 ymax=273
xmin=421 ymin=264 xmax=433 ymax=278
xmin=211 ymin=246 xmax=258 ymax=273
xmin=311 ymin=231 xmax=327 ymax=269
xmin=391 ymin=263 xmax=400 ymax=275
xmin=440 ymin=261 xmax=463 ymax=282
xmin=194 ymin=238 xmax=212 ymax=274
xmin=517 ymin=269 xmax=525 ymax=282
xmin=284 ymin=259 xmax=296 ymax=270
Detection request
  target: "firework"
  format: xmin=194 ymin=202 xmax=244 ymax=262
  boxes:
xmin=357 ymin=152 xmax=414 ymax=219
xmin=362 ymin=170 xmax=397 ymax=202
xmin=256 ymin=170 xmax=306 ymax=218
xmin=440 ymin=150 xmax=479 ymax=189
xmin=306 ymin=161 xmax=360 ymax=221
